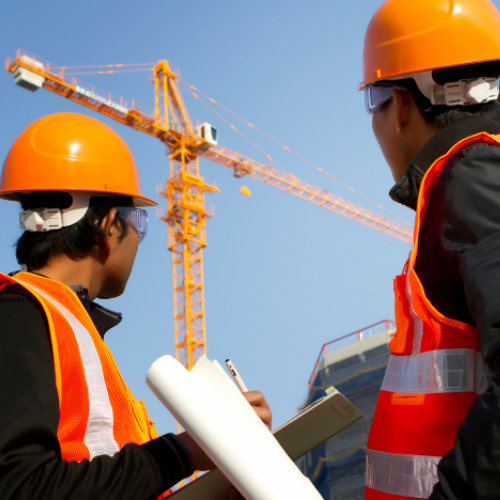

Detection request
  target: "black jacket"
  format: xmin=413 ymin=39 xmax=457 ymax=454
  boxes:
xmin=390 ymin=115 xmax=500 ymax=500
xmin=0 ymin=280 xmax=193 ymax=500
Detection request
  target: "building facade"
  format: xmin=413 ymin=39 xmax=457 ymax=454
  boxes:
xmin=297 ymin=321 xmax=395 ymax=500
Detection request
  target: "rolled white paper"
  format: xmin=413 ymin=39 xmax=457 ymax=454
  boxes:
xmin=146 ymin=355 xmax=322 ymax=500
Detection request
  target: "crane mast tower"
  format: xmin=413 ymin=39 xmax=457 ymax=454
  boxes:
xmin=153 ymin=60 xmax=218 ymax=369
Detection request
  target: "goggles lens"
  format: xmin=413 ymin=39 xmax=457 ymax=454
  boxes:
xmin=116 ymin=207 xmax=148 ymax=243
xmin=365 ymin=85 xmax=401 ymax=115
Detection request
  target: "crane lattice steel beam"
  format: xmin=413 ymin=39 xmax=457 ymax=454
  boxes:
xmin=199 ymin=145 xmax=413 ymax=244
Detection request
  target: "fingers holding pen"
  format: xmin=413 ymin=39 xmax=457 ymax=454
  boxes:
xmin=243 ymin=390 xmax=272 ymax=430
xmin=225 ymin=359 xmax=272 ymax=430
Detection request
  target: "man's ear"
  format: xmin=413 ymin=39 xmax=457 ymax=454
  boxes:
xmin=99 ymin=208 xmax=118 ymax=252
xmin=392 ymin=89 xmax=410 ymax=133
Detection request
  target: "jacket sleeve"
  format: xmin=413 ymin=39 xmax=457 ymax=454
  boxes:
xmin=0 ymin=286 xmax=192 ymax=500
xmin=427 ymin=143 xmax=500 ymax=500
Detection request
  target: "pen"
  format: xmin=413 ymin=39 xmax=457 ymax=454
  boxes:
xmin=225 ymin=359 xmax=248 ymax=392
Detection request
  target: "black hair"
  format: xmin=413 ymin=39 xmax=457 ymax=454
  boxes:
xmin=383 ymin=61 xmax=500 ymax=128
xmin=16 ymin=192 xmax=132 ymax=270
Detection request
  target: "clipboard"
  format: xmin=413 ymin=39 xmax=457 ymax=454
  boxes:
xmin=168 ymin=386 xmax=364 ymax=500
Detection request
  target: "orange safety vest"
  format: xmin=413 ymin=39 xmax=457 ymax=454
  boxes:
xmin=365 ymin=132 xmax=498 ymax=500
xmin=0 ymin=271 xmax=159 ymax=462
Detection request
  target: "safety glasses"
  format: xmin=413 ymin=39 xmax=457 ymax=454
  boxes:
xmin=365 ymin=84 xmax=405 ymax=115
xmin=116 ymin=207 xmax=148 ymax=243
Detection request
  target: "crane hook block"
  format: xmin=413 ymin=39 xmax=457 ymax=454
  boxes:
xmin=240 ymin=186 xmax=251 ymax=197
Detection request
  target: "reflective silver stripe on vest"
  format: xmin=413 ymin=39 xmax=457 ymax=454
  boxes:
xmin=20 ymin=281 xmax=120 ymax=459
xmin=366 ymin=449 xmax=440 ymax=498
xmin=476 ymin=352 xmax=495 ymax=394
xmin=382 ymin=349 xmax=476 ymax=394
xmin=404 ymin=258 xmax=424 ymax=356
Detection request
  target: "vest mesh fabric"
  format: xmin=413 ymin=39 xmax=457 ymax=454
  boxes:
xmin=0 ymin=272 xmax=158 ymax=462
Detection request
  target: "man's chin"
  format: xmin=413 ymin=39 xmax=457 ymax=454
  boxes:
xmin=97 ymin=282 xmax=127 ymax=300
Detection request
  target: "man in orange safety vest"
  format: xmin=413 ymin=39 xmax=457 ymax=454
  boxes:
xmin=360 ymin=1 xmax=500 ymax=499
xmin=0 ymin=112 xmax=271 ymax=499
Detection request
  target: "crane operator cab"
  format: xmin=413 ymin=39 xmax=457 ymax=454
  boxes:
xmin=195 ymin=122 xmax=218 ymax=148
xmin=12 ymin=56 xmax=46 ymax=92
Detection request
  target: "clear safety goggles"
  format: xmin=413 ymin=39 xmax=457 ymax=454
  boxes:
xmin=365 ymin=84 xmax=405 ymax=115
xmin=116 ymin=207 xmax=148 ymax=243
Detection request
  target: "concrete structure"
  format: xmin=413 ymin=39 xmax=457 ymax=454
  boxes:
xmin=297 ymin=321 xmax=395 ymax=500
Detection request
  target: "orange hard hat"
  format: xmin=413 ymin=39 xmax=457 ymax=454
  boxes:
xmin=359 ymin=0 xmax=500 ymax=90
xmin=1 ymin=112 xmax=157 ymax=206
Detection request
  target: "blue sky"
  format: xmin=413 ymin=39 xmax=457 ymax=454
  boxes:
xmin=2 ymin=0 xmax=491 ymax=433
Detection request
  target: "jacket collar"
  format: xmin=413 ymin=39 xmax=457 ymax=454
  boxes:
xmin=9 ymin=271 xmax=123 ymax=338
xmin=389 ymin=115 xmax=500 ymax=210
xmin=67 ymin=284 xmax=122 ymax=339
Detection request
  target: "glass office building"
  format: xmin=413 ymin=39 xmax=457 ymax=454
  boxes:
xmin=296 ymin=321 xmax=395 ymax=500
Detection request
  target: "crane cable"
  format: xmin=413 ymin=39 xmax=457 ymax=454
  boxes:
xmin=63 ymin=68 xmax=154 ymax=76
xmin=65 ymin=63 xmax=411 ymax=227
xmin=60 ymin=63 xmax=156 ymax=69
xmin=51 ymin=62 xmax=157 ymax=77
xmin=179 ymin=79 xmax=411 ymax=227
xmin=180 ymin=83 xmax=291 ymax=176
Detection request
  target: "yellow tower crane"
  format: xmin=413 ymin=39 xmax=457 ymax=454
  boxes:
xmin=5 ymin=49 xmax=412 ymax=371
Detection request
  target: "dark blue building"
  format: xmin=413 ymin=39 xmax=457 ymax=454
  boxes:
xmin=297 ymin=321 xmax=394 ymax=500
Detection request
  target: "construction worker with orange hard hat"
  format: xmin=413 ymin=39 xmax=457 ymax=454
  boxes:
xmin=360 ymin=1 xmax=500 ymax=499
xmin=0 ymin=112 xmax=271 ymax=499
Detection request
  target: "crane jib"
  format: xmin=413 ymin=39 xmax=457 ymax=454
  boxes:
xmin=6 ymin=48 xmax=413 ymax=370
xmin=75 ymin=86 xmax=128 ymax=114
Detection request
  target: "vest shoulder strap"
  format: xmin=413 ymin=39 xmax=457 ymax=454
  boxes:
xmin=0 ymin=272 xmax=64 ymax=396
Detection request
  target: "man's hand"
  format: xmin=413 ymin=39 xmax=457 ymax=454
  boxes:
xmin=242 ymin=390 xmax=272 ymax=430
xmin=229 ymin=486 xmax=244 ymax=500
xmin=176 ymin=432 xmax=215 ymax=472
